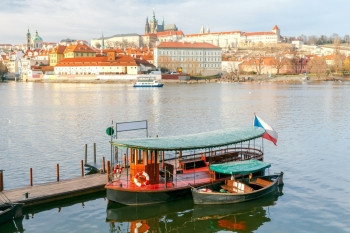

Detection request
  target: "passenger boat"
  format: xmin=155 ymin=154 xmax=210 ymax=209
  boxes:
xmin=191 ymin=159 xmax=284 ymax=205
xmin=0 ymin=203 xmax=23 ymax=225
xmin=105 ymin=126 xmax=268 ymax=205
xmin=133 ymin=78 xmax=164 ymax=87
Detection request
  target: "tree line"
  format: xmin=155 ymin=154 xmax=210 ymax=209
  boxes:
xmin=285 ymin=33 xmax=350 ymax=45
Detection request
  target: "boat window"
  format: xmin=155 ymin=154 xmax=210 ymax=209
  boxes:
xmin=131 ymin=149 xmax=135 ymax=163
xmin=137 ymin=149 xmax=142 ymax=164
xmin=148 ymin=150 xmax=152 ymax=163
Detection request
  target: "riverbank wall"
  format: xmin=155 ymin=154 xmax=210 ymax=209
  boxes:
xmin=18 ymin=74 xmax=350 ymax=84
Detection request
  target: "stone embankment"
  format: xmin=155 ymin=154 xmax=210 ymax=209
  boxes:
xmin=21 ymin=74 xmax=349 ymax=84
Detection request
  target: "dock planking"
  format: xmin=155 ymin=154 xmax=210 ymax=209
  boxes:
xmin=1 ymin=173 xmax=106 ymax=207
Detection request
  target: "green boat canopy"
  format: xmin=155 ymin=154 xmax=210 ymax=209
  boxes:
xmin=110 ymin=126 xmax=265 ymax=151
xmin=209 ymin=159 xmax=271 ymax=175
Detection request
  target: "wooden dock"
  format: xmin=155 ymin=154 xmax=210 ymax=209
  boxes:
xmin=1 ymin=174 xmax=106 ymax=207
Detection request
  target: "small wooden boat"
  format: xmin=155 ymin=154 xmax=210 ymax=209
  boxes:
xmin=133 ymin=77 xmax=164 ymax=87
xmin=0 ymin=203 xmax=23 ymax=225
xmin=191 ymin=160 xmax=284 ymax=205
xmin=105 ymin=126 xmax=267 ymax=205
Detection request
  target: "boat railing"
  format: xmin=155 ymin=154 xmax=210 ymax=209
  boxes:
xmin=163 ymin=146 xmax=263 ymax=166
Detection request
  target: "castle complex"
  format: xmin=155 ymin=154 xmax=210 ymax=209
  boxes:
xmin=144 ymin=11 xmax=178 ymax=34
xmin=90 ymin=11 xmax=281 ymax=51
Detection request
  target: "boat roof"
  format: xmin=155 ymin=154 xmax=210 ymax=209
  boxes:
xmin=110 ymin=126 xmax=265 ymax=151
xmin=209 ymin=159 xmax=271 ymax=175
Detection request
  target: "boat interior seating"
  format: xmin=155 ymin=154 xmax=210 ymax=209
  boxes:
xmin=179 ymin=157 xmax=207 ymax=170
xmin=210 ymin=151 xmax=240 ymax=164
xmin=251 ymin=178 xmax=273 ymax=187
xmin=221 ymin=179 xmax=254 ymax=193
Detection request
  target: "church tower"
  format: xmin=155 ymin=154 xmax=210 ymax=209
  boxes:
xmin=145 ymin=17 xmax=150 ymax=34
xmin=26 ymin=28 xmax=31 ymax=50
xmin=149 ymin=11 xmax=157 ymax=33
xmin=272 ymin=25 xmax=280 ymax=39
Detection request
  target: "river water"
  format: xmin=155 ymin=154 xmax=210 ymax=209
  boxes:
xmin=0 ymin=81 xmax=349 ymax=232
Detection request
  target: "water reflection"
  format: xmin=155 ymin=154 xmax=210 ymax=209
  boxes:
xmin=0 ymin=192 xmax=106 ymax=233
xmin=106 ymin=186 xmax=283 ymax=233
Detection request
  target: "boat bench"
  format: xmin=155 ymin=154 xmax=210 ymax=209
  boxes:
xmin=210 ymin=152 xmax=240 ymax=163
xmin=252 ymin=178 xmax=272 ymax=187
xmin=221 ymin=181 xmax=254 ymax=193
xmin=179 ymin=157 xmax=206 ymax=170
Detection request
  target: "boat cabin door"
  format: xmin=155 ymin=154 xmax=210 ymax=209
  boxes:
xmin=130 ymin=149 xmax=159 ymax=185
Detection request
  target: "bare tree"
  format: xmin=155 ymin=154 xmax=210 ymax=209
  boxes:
xmin=95 ymin=42 xmax=101 ymax=49
xmin=307 ymin=56 xmax=327 ymax=78
xmin=0 ymin=62 xmax=8 ymax=76
xmin=252 ymin=54 xmax=264 ymax=75
xmin=344 ymin=35 xmax=350 ymax=44
xmin=344 ymin=57 xmax=350 ymax=73
xmin=332 ymin=37 xmax=344 ymax=74
xmin=271 ymin=52 xmax=289 ymax=75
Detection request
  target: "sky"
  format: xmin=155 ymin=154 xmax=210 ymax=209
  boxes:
xmin=1 ymin=0 xmax=349 ymax=44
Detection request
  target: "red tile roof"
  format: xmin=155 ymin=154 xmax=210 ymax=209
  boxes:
xmin=157 ymin=41 xmax=220 ymax=49
xmin=156 ymin=30 xmax=184 ymax=37
xmin=64 ymin=43 xmax=95 ymax=54
xmin=55 ymin=55 xmax=137 ymax=67
xmin=186 ymin=31 xmax=241 ymax=37
xmin=243 ymin=32 xmax=276 ymax=36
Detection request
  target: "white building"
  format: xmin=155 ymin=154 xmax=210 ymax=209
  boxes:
xmin=54 ymin=54 xmax=139 ymax=75
xmin=182 ymin=25 xmax=281 ymax=50
xmin=91 ymin=34 xmax=142 ymax=49
xmin=154 ymin=41 xmax=222 ymax=76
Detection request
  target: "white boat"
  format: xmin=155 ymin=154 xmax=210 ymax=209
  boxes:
xmin=133 ymin=78 xmax=164 ymax=87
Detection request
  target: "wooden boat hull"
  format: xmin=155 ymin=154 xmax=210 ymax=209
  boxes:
xmin=0 ymin=203 xmax=23 ymax=225
xmin=106 ymin=186 xmax=192 ymax=205
xmin=191 ymin=173 xmax=283 ymax=205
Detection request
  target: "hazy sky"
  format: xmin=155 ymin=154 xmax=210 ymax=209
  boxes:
xmin=1 ymin=0 xmax=349 ymax=44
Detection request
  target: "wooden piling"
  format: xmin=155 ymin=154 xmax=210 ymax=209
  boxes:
xmin=0 ymin=170 xmax=3 ymax=191
xmin=94 ymin=143 xmax=96 ymax=164
xmin=30 ymin=168 xmax=33 ymax=186
xmin=56 ymin=164 xmax=60 ymax=182
xmin=84 ymin=144 xmax=87 ymax=164
xmin=106 ymin=161 xmax=111 ymax=182
xmin=102 ymin=157 xmax=105 ymax=173
xmin=81 ymin=160 xmax=84 ymax=177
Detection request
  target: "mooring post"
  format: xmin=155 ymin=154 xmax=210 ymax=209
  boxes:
xmin=106 ymin=160 xmax=111 ymax=182
xmin=81 ymin=160 xmax=84 ymax=177
xmin=0 ymin=170 xmax=3 ymax=191
xmin=102 ymin=156 xmax=105 ymax=173
xmin=84 ymin=144 xmax=88 ymax=165
xmin=30 ymin=168 xmax=33 ymax=186
xmin=94 ymin=143 xmax=96 ymax=164
xmin=56 ymin=164 xmax=60 ymax=182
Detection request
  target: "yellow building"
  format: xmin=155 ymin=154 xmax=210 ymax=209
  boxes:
xmin=49 ymin=45 xmax=66 ymax=66
xmin=63 ymin=42 xmax=96 ymax=59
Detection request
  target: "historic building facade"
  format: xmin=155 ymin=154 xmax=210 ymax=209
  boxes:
xmin=182 ymin=25 xmax=282 ymax=50
xmin=153 ymin=41 xmax=222 ymax=76
xmin=26 ymin=29 xmax=44 ymax=50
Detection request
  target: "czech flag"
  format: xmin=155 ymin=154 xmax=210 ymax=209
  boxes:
xmin=253 ymin=115 xmax=278 ymax=146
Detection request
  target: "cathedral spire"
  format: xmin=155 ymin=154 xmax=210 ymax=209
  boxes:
xmin=145 ymin=17 xmax=150 ymax=34
xmin=101 ymin=32 xmax=105 ymax=49
xmin=26 ymin=27 xmax=31 ymax=50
